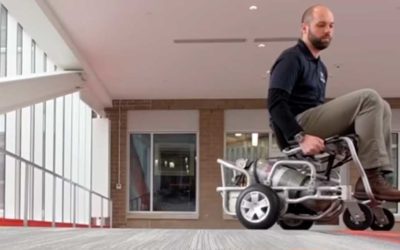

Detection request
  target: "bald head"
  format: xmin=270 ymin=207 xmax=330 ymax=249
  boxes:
xmin=301 ymin=5 xmax=333 ymax=24
xmin=301 ymin=5 xmax=334 ymax=52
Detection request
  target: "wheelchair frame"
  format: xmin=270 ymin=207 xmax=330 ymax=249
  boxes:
xmin=216 ymin=136 xmax=394 ymax=230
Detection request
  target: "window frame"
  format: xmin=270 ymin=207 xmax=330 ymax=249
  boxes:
xmin=127 ymin=131 xmax=199 ymax=220
xmin=392 ymin=131 xmax=400 ymax=219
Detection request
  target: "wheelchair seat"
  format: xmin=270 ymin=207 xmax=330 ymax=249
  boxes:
xmin=270 ymin=121 xmax=359 ymax=153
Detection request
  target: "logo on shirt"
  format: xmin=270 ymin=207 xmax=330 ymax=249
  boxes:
xmin=320 ymin=72 xmax=326 ymax=84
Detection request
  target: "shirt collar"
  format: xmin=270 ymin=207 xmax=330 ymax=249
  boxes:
xmin=297 ymin=39 xmax=320 ymax=61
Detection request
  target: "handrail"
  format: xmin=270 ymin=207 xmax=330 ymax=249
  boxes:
xmin=0 ymin=147 xmax=108 ymax=200
xmin=0 ymin=147 xmax=112 ymax=228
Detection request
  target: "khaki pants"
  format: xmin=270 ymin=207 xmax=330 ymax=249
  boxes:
xmin=296 ymin=89 xmax=392 ymax=171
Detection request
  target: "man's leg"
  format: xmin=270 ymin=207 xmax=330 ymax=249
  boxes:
xmin=297 ymin=88 xmax=388 ymax=168
xmin=296 ymin=88 xmax=400 ymax=201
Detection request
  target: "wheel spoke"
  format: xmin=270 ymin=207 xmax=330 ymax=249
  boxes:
xmin=245 ymin=208 xmax=256 ymax=219
xmin=255 ymin=207 xmax=265 ymax=219
xmin=257 ymin=198 xmax=270 ymax=208
xmin=250 ymin=192 xmax=259 ymax=203
xmin=241 ymin=199 xmax=252 ymax=209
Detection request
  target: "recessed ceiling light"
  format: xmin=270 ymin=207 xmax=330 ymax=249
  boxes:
xmin=257 ymin=43 xmax=266 ymax=48
xmin=249 ymin=5 xmax=258 ymax=11
xmin=235 ymin=133 xmax=242 ymax=137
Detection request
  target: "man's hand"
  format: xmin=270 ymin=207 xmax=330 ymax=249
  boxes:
xmin=299 ymin=134 xmax=325 ymax=155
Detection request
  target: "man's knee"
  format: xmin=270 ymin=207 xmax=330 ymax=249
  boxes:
xmin=360 ymin=88 xmax=382 ymax=105
xmin=382 ymin=99 xmax=392 ymax=117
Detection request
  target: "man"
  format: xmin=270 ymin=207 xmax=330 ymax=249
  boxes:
xmin=268 ymin=4 xmax=400 ymax=201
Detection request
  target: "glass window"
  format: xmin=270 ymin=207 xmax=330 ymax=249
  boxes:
xmin=63 ymin=94 xmax=72 ymax=179
xmin=45 ymin=100 xmax=54 ymax=171
xmin=384 ymin=133 xmax=399 ymax=213
xmin=129 ymin=133 xmax=197 ymax=212
xmin=16 ymin=24 xmax=22 ymax=75
xmin=33 ymin=168 xmax=42 ymax=220
xmin=31 ymin=40 xmax=35 ymax=73
xmin=225 ymin=132 xmax=269 ymax=161
xmin=153 ymin=134 xmax=196 ymax=212
xmin=33 ymin=103 xmax=44 ymax=166
xmin=71 ymin=93 xmax=80 ymax=183
xmin=21 ymin=107 xmax=31 ymax=160
xmin=43 ymin=53 xmax=47 ymax=72
xmin=0 ymin=5 xmax=7 ymax=77
xmin=129 ymin=134 xmax=150 ymax=211
xmin=55 ymin=97 xmax=64 ymax=175
xmin=390 ymin=133 xmax=398 ymax=188
xmin=0 ymin=114 xmax=5 ymax=216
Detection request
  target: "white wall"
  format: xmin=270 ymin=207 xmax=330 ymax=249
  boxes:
xmin=128 ymin=110 xmax=199 ymax=132
xmin=225 ymin=109 xmax=269 ymax=132
xmin=91 ymin=118 xmax=110 ymax=219
xmin=92 ymin=118 xmax=110 ymax=198
xmin=391 ymin=109 xmax=400 ymax=130
xmin=226 ymin=108 xmax=400 ymax=132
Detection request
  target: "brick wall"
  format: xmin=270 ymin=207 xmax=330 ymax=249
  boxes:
xmin=106 ymin=108 xmax=128 ymax=227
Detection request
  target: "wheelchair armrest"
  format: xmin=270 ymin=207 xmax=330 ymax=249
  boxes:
xmin=282 ymin=145 xmax=302 ymax=155
xmin=282 ymin=133 xmax=359 ymax=157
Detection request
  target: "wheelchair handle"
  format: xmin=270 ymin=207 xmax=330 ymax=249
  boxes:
xmin=282 ymin=146 xmax=302 ymax=155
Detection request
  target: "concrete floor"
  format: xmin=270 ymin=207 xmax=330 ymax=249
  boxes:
xmin=0 ymin=227 xmax=399 ymax=249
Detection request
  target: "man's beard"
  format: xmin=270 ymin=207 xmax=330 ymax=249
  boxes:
xmin=308 ymin=31 xmax=331 ymax=50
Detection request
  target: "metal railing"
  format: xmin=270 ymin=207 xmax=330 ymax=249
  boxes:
xmin=0 ymin=147 xmax=112 ymax=228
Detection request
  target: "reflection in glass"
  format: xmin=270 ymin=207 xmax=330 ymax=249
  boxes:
xmin=385 ymin=133 xmax=398 ymax=213
xmin=16 ymin=24 xmax=22 ymax=75
xmin=0 ymin=5 xmax=7 ymax=77
xmin=225 ymin=132 xmax=269 ymax=161
xmin=129 ymin=134 xmax=151 ymax=211
xmin=153 ymin=134 xmax=196 ymax=212
xmin=0 ymin=115 xmax=5 ymax=215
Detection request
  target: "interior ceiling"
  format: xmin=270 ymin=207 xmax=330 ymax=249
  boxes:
xmin=41 ymin=0 xmax=400 ymax=100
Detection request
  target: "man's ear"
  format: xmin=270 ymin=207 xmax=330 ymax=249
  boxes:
xmin=301 ymin=23 xmax=308 ymax=34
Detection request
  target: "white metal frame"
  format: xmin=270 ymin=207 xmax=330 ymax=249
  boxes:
xmin=0 ymin=147 xmax=112 ymax=227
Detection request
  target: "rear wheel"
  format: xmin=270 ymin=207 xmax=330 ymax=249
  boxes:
xmin=236 ymin=185 xmax=280 ymax=229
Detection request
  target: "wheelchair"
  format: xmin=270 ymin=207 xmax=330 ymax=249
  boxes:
xmin=216 ymin=125 xmax=395 ymax=231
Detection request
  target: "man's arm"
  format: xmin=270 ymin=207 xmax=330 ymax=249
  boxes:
xmin=268 ymin=53 xmax=324 ymax=154
xmin=267 ymin=88 xmax=302 ymax=140
xmin=268 ymin=88 xmax=325 ymax=154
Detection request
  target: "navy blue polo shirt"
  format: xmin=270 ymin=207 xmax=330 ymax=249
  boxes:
xmin=269 ymin=39 xmax=328 ymax=116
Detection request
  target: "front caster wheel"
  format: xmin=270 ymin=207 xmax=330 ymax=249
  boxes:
xmin=343 ymin=203 xmax=373 ymax=230
xmin=370 ymin=208 xmax=395 ymax=231
xmin=236 ymin=185 xmax=280 ymax=229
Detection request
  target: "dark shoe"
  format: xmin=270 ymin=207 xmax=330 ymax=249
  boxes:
xmin=354 ymin=168 xmax=400 ymax=201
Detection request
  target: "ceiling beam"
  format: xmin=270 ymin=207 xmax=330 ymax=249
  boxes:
xmin=0 ymin=71 xmax=85 ymax=114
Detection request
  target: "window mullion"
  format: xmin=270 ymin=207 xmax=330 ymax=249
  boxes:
xmin=150 ymin=133 xmax=154 ymax=212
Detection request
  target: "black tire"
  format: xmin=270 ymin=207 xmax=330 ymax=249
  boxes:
xmin=236 ymin=184 xmax=280 ymax=229
xmin=343 ymin=203 xmax=373 ymax=230
xmin=370 ymin=208 xmax=395 ymax=231
xmin=278 ymin=218 xmax=313 ymax=230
